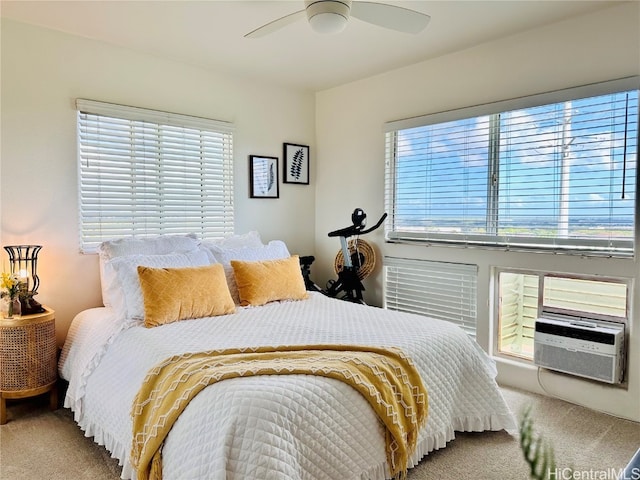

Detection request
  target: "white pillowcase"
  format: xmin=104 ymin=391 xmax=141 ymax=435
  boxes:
xmin=210 ymin=240 xmax=291 ymax=304
xmin=107 ymin=249 xmax=212 ymax=325
xmin=98 ymin=234 xmax=200 ymax=307
xmin=99 ymin=233 xmax=200 ymax=259
xmin=199 ymin=231 xmax=264 ymax=263
xmin=201 ymin=231 xmax=263 ymax=251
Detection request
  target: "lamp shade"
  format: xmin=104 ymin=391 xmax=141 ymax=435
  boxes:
xmin=3 ymin=245 xmax=44 ymax=315
xmin=3 ymin=245 xmax=42 ymax=294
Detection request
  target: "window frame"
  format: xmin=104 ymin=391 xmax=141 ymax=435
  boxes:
xmin=76 ymin=99 xmax=234 ymax=253
xmin=492 ymin=266 xmax=632 ymax=363
xmin=384 ymin=76 xmax=640 ymax=258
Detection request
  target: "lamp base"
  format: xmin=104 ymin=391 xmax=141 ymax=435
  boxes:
xmin=19 ymin=294 xmax=45 ymax=315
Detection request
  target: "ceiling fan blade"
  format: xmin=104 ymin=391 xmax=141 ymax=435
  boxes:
xmin=350 ymin=2 xmax=430 ymax=34
xmin=245 ymin=10 xmax=306 ymax=38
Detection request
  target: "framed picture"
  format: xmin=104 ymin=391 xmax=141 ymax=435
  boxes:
xmin=249 ymin=155 xmax=279 ymax=198
xmin=283 ymin=143 xmax=309 ymax=185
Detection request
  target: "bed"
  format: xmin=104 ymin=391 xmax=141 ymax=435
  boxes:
xmin=59 ymin=233 xmax=516 ymax=480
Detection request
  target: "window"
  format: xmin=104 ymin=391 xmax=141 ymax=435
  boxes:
xmin=384 ymin=257 xmax=477 ymax=338
xmin=496 ymin=270 xmax=630 ymax=360
xmin=385 ymin=77 xmax=639 ymax=257
xmin=77 ymin=99 xmax=234 ymax=252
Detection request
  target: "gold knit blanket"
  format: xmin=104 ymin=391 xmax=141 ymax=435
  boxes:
xmin=130 ymin=344 xmax=428 ymax=480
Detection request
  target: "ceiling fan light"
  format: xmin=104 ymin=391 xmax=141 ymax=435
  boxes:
xmin=306 ymin=0 xmax=350 ymax=34
xmin=309 ymin=12 xmax=348 ymax=34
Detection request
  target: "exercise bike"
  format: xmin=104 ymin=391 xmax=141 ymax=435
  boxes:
xmin=300 ymin=208 xmax=387 ymax=304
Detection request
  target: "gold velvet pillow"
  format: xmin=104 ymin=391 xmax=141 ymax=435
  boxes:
xmin=231 ymin=255 xmax=309 ymax=307
xmin=137 ymin=263 xmax=235 ymax=328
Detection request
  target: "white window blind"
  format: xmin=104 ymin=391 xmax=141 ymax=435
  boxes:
xmin=384 ymin=256 xmax=477 ymax=338
xmin=77 ymin=99 xmax=234 ymax=252
xmin=385 ymin=77 xmax=639 ymax=257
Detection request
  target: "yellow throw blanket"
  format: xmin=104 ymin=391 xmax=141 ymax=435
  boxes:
xmin=131 ymin=344 xmax=428 ymax=480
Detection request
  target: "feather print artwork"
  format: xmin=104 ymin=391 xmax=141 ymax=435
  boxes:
xmin=290 ymin=148 xmax=304 ymax=180
xmin=268 ymin=163 xmax=275 ymax=193
xmin=250 ymin=156 xmax=278 ymax=198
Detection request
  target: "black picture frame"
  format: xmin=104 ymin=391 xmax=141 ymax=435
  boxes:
xmin=283 ymin=143 xmax=310 ymax=185
xmin=249 ymin=155 xmax=279 ymax=198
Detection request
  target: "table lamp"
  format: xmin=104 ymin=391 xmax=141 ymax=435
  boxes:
xmin=3 ymin=245 xmax=45 ymax=315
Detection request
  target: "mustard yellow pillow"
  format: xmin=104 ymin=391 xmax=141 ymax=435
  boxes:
xmin=231 ymin=255 xmax=308 ymax=307
xmin=137 ymin=263 xmax=235 ymax=328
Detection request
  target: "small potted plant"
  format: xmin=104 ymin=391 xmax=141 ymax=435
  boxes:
xmin=1 ymin=271 xmax=22 ymax=318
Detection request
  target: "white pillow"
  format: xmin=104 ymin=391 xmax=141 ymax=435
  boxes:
xmin=98 ymin=234 xmax=200 ymax=307
xmin=107 ymin=249 xmax=212 ymax=324
xmin=199 ymin=231 xmax=264 ymax=263
xmin=99 ymin=233 xmax=199 ymax=259
xmin=201 ymin=231 xmax=263 ymax=250
xmin=212 ymin=240 xmax=291 ymax=304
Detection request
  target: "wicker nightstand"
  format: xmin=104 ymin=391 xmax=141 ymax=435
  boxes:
xmin=0 ymin=308 xmax=57 ymax=425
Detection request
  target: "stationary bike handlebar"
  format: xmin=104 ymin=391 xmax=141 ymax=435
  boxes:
xmin=327 ymin=210 xmax=387 ymax=238
xmin=359 ymin=212 xmax=387 ymax=236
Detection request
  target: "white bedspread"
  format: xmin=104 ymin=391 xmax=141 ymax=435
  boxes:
xmin=59 ymin=292 xmax=515 ymax=480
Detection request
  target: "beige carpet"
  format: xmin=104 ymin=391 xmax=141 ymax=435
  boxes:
xmin=0 ymin=386 xmax=638 ymax=480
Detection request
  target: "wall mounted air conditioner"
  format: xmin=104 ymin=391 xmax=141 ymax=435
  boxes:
xmin=534 ymin=313 xmax=625 ymax=384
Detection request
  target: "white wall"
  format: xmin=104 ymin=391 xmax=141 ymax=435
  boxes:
xmin=315 ymin=3 xmax=640 ymax=421
xmin=0 ymin=19 xmax=317 ymax=344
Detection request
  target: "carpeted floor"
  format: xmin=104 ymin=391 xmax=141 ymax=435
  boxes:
xmin=0 ymin=385 xmax=638 ymax=480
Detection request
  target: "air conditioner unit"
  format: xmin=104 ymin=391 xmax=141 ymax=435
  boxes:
xmin=534 ymin=314 xmax=625 ymax=384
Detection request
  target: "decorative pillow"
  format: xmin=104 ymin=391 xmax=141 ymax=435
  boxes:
xmin=108 ymin=249 xmax=212 ymax=324
xmin=231 ymin=255 xmax=308 ymax=307
xmin=138 ymin=264 xmax=235 ymax=328
xmin=210 ymin=240 xmax=291 ymax=304
xmin=99 ymin=234 xmax=200 ymax=307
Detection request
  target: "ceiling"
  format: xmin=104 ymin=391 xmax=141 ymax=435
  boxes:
xmin=0 ymin=0 xmax=622 ymax=92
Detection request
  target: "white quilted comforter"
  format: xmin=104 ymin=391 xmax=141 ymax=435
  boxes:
xmin=59 ymin=292 xmax=515 ymax=480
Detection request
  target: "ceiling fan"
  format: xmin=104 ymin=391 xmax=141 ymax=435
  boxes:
xmin=245 ymin=0 xmax=430 ymax=38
